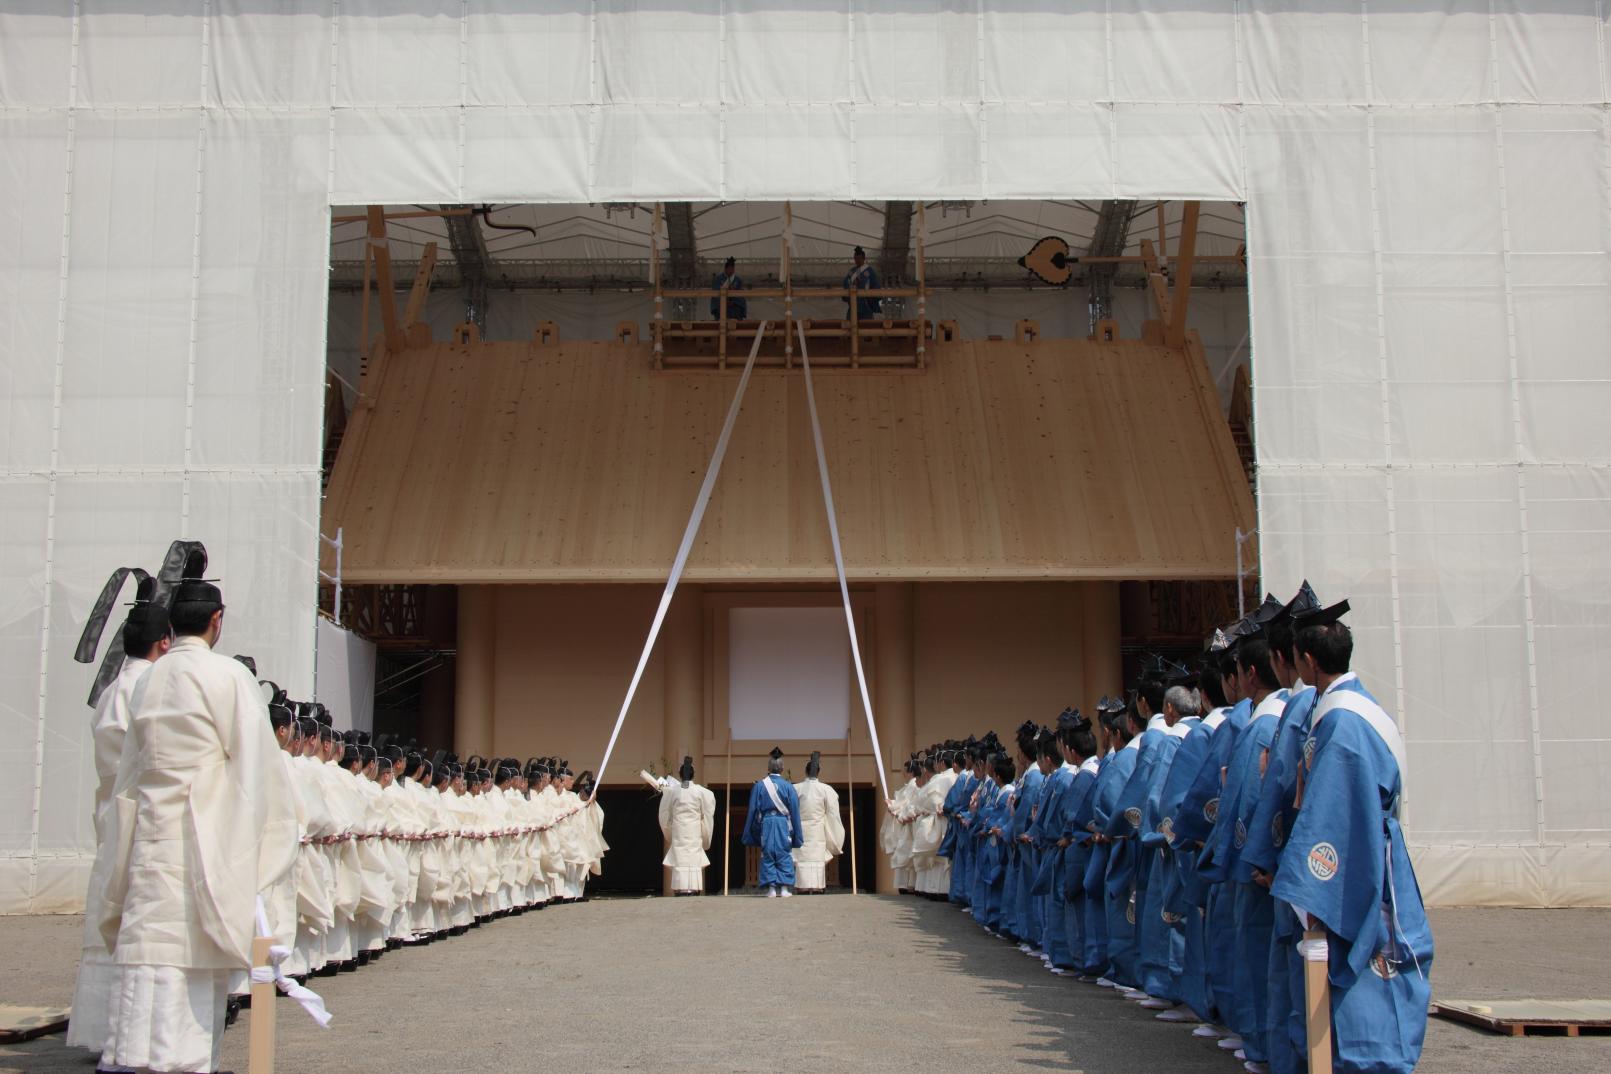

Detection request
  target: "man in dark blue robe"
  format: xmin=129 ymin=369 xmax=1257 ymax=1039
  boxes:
xmin=742 ymin=747 xmax=804 ymax=897
xmin=1271 ymin=602 xmax=1432 ymax=1074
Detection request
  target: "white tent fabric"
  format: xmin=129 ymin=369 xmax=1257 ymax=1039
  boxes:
xmin=313 ymin=616 xmax=377 ymax=735
xmin=1 ymin=2 xmax=1607 ymax=910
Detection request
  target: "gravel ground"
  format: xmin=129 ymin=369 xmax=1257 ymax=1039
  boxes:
xmin=3 ymin=901 xmax=1608 ymax=1073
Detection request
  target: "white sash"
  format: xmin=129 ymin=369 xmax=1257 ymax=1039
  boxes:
xmin=761 ymin=775 xmax=788 ymax=815
xmin=1313 ymin=677 xmax=1408 ymax=778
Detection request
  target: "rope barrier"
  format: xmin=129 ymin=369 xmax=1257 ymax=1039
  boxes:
xmin=591 ymin=324 xmax=770 ymax=791
xmin=796 ymin=321 xmax=891 ymax=803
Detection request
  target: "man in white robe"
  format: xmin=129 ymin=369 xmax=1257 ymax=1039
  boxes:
xmin=67 ymin=581 xmax=170 ymax=1059
xmin=654 ymin=757 xmax=716 ymax=895
xmin=99 ymin=571 xmax=297 ymax=1074
xmin=793 ymin=751 xmax=846 ymax=894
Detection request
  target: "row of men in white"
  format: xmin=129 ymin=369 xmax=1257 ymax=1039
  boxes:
xmin=881 ymin=754 xmax=955 ymax=897
xmin=68 ymin=570 xmax=605 ymax=1074
xmin=650 ymin=752 xmax=845 ymax=893
xmin=264 ymin=727 xmax=607 ymax=980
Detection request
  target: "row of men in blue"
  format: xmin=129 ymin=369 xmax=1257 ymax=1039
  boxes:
xmin=921 ymin=586 xmax=1433 ymax=1074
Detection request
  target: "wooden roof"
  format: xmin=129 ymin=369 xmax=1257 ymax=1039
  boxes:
xmin=322 ymin=337 xmax=1254 ymax=583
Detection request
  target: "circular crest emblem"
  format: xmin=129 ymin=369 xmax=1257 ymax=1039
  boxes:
xmin=1204 ymin=797 xmax=1220 ymax=824
xmin=1307 ymin=841 xmax=1339 ymax=882
xmin=1123 ymin=806 xmax=1142 ymax=829
xmin=1370 ymin=950 xmax=1400 ymax=980
xmin=1161 ymin=910 xmax=1183 ymax=924
xmin=1125 ymin=896 xmax=1137 ymax=924
xmin=1233 ymin=819 xmax=1247 ymax=849
xmin=1303 ymin=735 xmax=1319 ymax=770
xmin=1271 ymin=811 xmax=1286 ymax=848
xmin=1159 ymin=816 xmax=1175 ymax=842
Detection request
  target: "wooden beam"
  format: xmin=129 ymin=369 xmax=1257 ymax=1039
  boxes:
xmin=366 ymin=206 xmax=404 ymax=354
xmin=332 ymin=207 xmax=471 ymax=225
xmin=1139 ymin=238 xmax=1172 ymax=326
xmin=402 ymin=242 xmax=438 ymax=329
xmin=1167 ymin=201 xmax=1201 ymax=348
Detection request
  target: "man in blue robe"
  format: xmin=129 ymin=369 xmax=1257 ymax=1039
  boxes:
xmin=940 ymin=740 xmax=973 ymax=908
xmin=1107 ymin=673 xmax=1172 ymax=1002
xmin=1026 ymin=723 xmax=1075 ymax=969
xmin=1241 ymin=582 xmax=1323 ymax=1074
xmin=1005 ymin=722 xmax=1045 ymax=946
xmin=742 ymin=747 xmax=804 ymax=898
xmin=1134 ymin=679 xmax=1200 ymax=1016
xmin=1056 ymin=714 xmax=1102 ymax=977
xmin=842 ymin=245 xmax=882 ymax=321
xmin=1202 ymin=628 xmax=1291 ymax=1071
xmin=1096 ymin=699 xmax=1144 ymax=988
xmin=1271 ymin=602 xmax=1433 ymax=1074
xmin=978 ymin=752 xmax=1017 ymax=933
xmin=710 ymin=256 xmax=747 ymax=319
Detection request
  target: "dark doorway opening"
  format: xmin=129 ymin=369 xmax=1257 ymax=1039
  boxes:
xmin=712 ymin=786 xmax=881 ymax=894
xmin=592 ymin=787 xmax=663 ymax=893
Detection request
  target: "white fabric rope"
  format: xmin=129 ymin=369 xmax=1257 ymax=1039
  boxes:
xmin=592 ymin=324 xmax=770 ymax=791
xmin=253 ymin=898 xmax=334 ymax=1028
xmin=796 ymin=321 xmax=891 ymax=803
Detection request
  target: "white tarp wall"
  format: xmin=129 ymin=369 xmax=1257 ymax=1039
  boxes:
xmin=313 ymin=616 xmax=376 ymax=735
xmin=0 ymin=2 xmax=1606 ymax=911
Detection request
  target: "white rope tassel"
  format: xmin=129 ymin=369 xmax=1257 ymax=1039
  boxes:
xmin=796 ymin=321 xmax=891 ymax=802
xmin=253 ymin=899 xmax=333 ymax=1028
xmin=593 ymin=325 xmax=771 ymax=790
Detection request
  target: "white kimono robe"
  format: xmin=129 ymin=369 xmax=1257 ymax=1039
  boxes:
xmin=792 ymin=778 xmax=846 ymax=892
xmin=66 ymin=655 xmax=151 ymax=1054
xmin=658 ymin=781 xmax=716 ymax=892
xmin=911 ymin=768 xmax=956 ymax=894
xmin=98 ymin=637 xmax=297 ymax=1074
xmin=287 ymin=754 xmax=337 ymax=976
xmin=885 ymin=777 xmax=919 ymax=891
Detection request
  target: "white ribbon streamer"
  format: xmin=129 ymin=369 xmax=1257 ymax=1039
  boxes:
xmin=593 ymin=325 xmax=771 ymax=790
xmin=796 ymin=321 xmax=891 ymax=802
xmin=253 ymin=898 xmax=334 ymax=1028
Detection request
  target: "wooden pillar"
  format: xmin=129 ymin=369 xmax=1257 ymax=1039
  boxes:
xmin=873 ymin=582 xmax=916 ymax=895
xmin=454 ymin=585 xmax=496 ymax=756
xmin=661 ymin=585 xmax=703 ymax=895
xmin=1081 ymin=581 xmax=1123 ymax=703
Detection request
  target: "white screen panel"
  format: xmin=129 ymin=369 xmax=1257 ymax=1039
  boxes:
xmin=729 ymin=607 xmax=851 ymax=742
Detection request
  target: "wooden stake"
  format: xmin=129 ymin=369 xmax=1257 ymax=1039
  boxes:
xmin=722 ymin=738 xmax=733 ymax=896
xmin=783 ymin=200 xmax=794 ymax=367
xmin=1139 ymin=237 xmax=1172 ymax=326
xmin=1166 ymin=201 xmax=1201 ymax=349
xmin=652 ymin=202 xmax=665 ymax=370
xmin=1156 ymin=200 xmax=1167 ymax=260
xmin=1303 ymin=928 xmax=1334 ymax=1074
xmin=365 ymin=206 xmax=403 ymax=354
xmin=845 ymin=733 xmax=858 ymax=894
xmin=914 ymin=200 xmax=928 ymax=368
xmin=357 ymin=240 xmax=372 ymax=379
xmin=401 ymin=241 xmax=438 ymax=329
xmin=247 ymin=935 xmax=276 ymax=1074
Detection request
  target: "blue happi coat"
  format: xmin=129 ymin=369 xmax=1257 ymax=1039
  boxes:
xmin=1160 ymin=710 xmax=1224 ymax=1021
xmin=1093 ymin=743 xmax=1140 ymax=985
xmin=1241 ymin=686 xmax=1318 ymax=1074
xmin=1005 ymin=765 xmax=1045 ymax=942
xmin=1107 ymin=721 xmax=1171 ymax=992
xmin=741 ymin=774 xmax=804 ymax=887
xmin=1202 ymin=690 xmax=1288 ymax=1062
xmin=1028 ymin=763 xmax=1077 ymax=966
xmin=1135 ymin=722 xmax=1192 ymax=1001
xmin=1058 ymin=758 xmax=1102 ymax=973
xmin=941 ymin=770 xmax=977 ymax=904
xmin=1270 ymin=674 xmax=1432 ymax=1074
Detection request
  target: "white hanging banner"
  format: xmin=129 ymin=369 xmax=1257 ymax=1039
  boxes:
xmin=795 ymin=321 xmax=892 ymax=803
xmin=591 ymin=325 xmax=770 ymax=791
